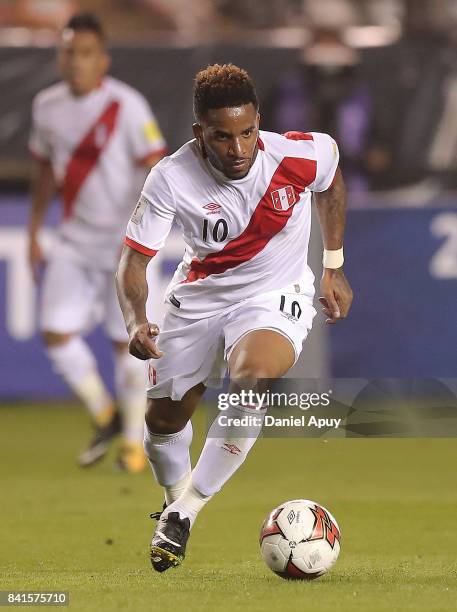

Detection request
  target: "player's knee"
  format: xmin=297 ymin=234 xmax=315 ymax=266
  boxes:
xmin=42 ymin=331 xmax=73 ymax=347
xmin=145 ymin=403 xmax=187 ymax=435
xmin=146 ymin=416 xmax=188 ymax=435
xmin=230 ymin=360 xmax=272 ymax=384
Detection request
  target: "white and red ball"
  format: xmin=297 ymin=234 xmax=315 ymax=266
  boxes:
xmin=260 ymin=499 xmax=341 ymax=580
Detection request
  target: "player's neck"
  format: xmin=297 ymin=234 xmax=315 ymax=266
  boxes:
xmin=68 ymin=78 xmax=105 ymax=98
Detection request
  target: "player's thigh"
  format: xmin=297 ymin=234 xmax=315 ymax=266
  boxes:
xmin=225 ymin=287 xmax=316 ymax=380
xmin=40 ymin=257 xmax=98 ymax=334
xmin=145 ymin=383 xmax=206 ymax=434
xmin=228 ymin=329 xmax=295 ymax=380
xmin=102 ymin=271 xmax=129 ymax=342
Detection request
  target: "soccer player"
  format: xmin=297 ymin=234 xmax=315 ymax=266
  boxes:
xmin=116 ymin=63 xmax=353 ymax=569
xmin=28 ymin=13 xmax=166 ymax=472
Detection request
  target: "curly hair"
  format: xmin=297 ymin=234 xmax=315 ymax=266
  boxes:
xmin=193 ymin=63 xmax=259 ymax=121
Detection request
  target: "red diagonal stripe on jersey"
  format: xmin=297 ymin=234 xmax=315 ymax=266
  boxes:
xmin=63 ymin=100 xmax=120 ymax=219
xmin=283 ymin=131 xmax=314 ymax=141
xmin=183 ymin=156 xmax=316 ymax=282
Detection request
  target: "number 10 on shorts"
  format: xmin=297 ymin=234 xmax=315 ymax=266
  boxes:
xmin=279 ymin=295 xmax=302 ymax=321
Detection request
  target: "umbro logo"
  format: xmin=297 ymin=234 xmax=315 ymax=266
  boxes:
xmin=203 ymin=202 xmax=222 ymax=214
xmin=221 ymin=443 xmax=241 ymax=455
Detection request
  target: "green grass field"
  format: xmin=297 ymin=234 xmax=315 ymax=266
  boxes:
xmin=1 ymin=403 xmax=457 ymax=611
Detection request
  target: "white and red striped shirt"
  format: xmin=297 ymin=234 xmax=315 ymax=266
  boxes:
xmin=30 ymin=76 xmax=166 ymax=269
xmin=126 ymin=130 xmax=339 ymax=318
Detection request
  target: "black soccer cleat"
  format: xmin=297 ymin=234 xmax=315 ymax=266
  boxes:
xmin=78 ymin=410 xmax=122 ymax=468
xmin=150 ymin=512 xmax=190 ymax=573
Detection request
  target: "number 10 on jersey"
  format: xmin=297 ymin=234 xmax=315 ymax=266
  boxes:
xmin=202 ymin=218 xmax=229 ymax=243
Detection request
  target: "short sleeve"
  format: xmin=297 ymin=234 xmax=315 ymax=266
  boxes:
xmin=125 ymin=166 xmax=175 ymax=256
xmin=125 ymin=93 xmax=167 ymax=165
xmin=309 ymin=132 xmax=339 ymax=192
xmin=29 ymin=96 xmax=52 ymax=161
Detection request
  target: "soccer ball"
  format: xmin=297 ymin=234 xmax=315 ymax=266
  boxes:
xmin=259 ymin=499 xmax=341 ymax=580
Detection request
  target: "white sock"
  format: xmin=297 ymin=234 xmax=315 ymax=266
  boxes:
xmin=143 ymin=421 xmax=193 ymax=503
xmin=192 ymin=404 xmax=264 ymax=497
xmin=164 ymin=471 xmax=191 ymax=506
xmin=168 ymin=405 xmax=265 ymax=527
xmin=114 ymin=350 xmax=147 ymax=444
xmin=47 ymin=336 xmax=114 ymax=425
xmin=164 ymin=482 xmax=211 ymax=528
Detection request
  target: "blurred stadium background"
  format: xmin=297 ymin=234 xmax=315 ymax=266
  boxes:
xmin=2 ymin=3 xmax=457 ymax=610
xmin=0 ymin=0 xmax=456 ymax=396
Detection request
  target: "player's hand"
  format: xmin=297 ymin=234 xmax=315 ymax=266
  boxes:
xmin=319 ymin=268 xmax=353 ymax=325
xmin=128 ymin=322 xmax=164 ymax=360
xmin=29 ymin=235 xmax=45 ymax=283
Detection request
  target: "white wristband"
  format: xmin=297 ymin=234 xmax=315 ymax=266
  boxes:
xmin=323 ymin=247 xmax=344 ymax=269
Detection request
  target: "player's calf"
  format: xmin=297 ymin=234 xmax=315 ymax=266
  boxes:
xmin=143 ymin=421 xmax=193 ymax=504
xmin=43 ymin=332 xmax=119 ymax=465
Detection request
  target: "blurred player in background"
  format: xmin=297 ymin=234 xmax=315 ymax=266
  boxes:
xmin=28 ymin=13 xmax=166 ymax=472
xmin=116 ymin=63 xmax=352 ymax=570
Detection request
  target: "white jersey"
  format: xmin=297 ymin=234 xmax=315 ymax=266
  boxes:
xmin=125 ymin=130 xmax=339 ymax=318
xmin=30 ymin=76 xmax=166 ymax=270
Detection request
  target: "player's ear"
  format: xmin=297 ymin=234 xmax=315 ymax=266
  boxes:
xmin=192 ymin=123 xmax=207 ymax=158
xmin=102 ymin=51 xmax=111 ymax=74
xmin=192 ymin=123 xmax=202 ymax=139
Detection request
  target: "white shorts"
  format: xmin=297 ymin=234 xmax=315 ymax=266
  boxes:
xmin=40 ymin=255 xmax=127 ymax=342
xmin=147 ymin=282 xmax=316 ymax=401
